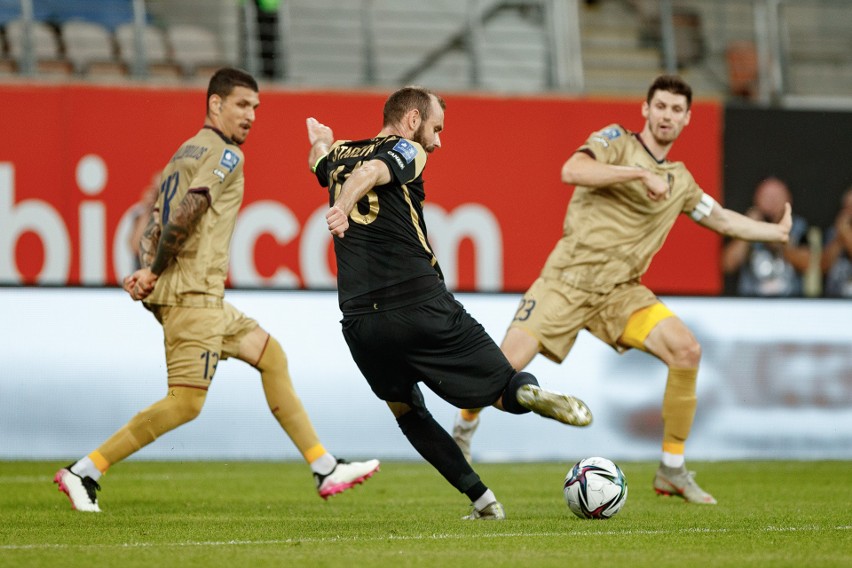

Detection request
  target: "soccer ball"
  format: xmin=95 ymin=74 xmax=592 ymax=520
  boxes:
xmin=563 ymin=457 xmax=628 ymax=519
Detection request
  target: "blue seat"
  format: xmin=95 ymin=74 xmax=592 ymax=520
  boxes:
xmin=1 ymin=0 xmax=136 ymax=31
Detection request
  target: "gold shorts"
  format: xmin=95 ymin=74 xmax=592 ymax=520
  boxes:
xmin=508 ymin=278 xmax=674 ymax=362
xmin=149 ymin=301 xmax=258 ymax=389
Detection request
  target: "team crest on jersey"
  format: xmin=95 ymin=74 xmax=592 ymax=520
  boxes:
xmin=600 ymin=127 xmax=621 ymax=140
xmin=219 ymin=149 xmax=240 ymax=172
xmin=392 ymin=139 xmax=417 ymax=164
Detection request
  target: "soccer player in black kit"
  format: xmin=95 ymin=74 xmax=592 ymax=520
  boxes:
xmin=306 ymin=86 xmax=592 ymax=520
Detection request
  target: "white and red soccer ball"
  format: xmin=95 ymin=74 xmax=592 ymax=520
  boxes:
xmin=563 ymin=456 xmax=628 ymax=519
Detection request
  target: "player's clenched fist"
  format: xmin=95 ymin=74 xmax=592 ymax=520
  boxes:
xmin=123 ymin=268 xmax=157 ymax=301
xmin=326 ymin=205 xmax=349 ymax=238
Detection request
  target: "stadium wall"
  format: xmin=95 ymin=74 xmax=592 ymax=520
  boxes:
xmin=1 ymin=288 xmax=850 ymax=462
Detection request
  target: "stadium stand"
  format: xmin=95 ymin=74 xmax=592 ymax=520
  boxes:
xmin=0 ymin=0 xmax=847 ymax=101
xmin=665 ymin=0 xmax=852 ymax=99
xmin=61 ymin=20 xmax=126 ymax=77
xmin=0 ymin=24 xmax=14 ymax=74
xmin=580 ymin=1 xmax=666 ymax=94
xmin=115 ymin=22 xmax=181 ymax=79
xmin=368 ymin=1 xmax=470 ymax=89
xmin=165 ymin=23 xmax=229 ymax=79
xmin=4 ymin=18 xmax=72 ymax=76
xmin=7 ymin=0 xmax=134 ymax=31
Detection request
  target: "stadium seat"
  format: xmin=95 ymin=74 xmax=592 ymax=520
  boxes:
xmin=4 ymin=18 xmax=72 ymax=75
xmin=115 ymin=22 xmax=181 ymax=78
xmin=165 ymin=24 xmax=227 ymax=78
xmin=61 ymin=20 xmax=126 ymax=76
xmin=0 ymin=26 xmax=15 ymax=74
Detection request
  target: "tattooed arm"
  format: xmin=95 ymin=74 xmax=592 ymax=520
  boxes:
xmin=137 ymin=207 xmax=162 ymax=270
xmin=149 ymin=191 xmax=209 ymax=275
xmin=125 ymin=190 xmax=210 ymax=301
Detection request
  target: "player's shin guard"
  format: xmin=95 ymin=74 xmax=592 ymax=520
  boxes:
xmin=257 ymin=336 xmax=323 ymax=459
xmin=501 ymin=371 xmax=538 ymax=414
xmin=396 ymin=409 xmax=486 ymax=500
xmin=661 ymin=367 xmax=698 ymax=455
xmin=97 ymin=386 xmax=206 ymax=466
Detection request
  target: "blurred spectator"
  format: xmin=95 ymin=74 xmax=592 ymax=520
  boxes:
xmin=721 ymin=177 xmax=811 ymax=296
xmin=821 ymin=186 xmax=852 ymax=297
xmin=128 ymin=172 xmax=160 ymax=270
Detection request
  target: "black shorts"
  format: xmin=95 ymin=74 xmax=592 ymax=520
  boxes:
xmin=341 ymin=287 xmax=515 ymax=410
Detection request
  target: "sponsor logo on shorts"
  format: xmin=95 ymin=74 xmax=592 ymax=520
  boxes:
xmin=213 ymin=168 xmax=226 ymax=181
xmin=591 ymin=135 xmax=609 ymax=148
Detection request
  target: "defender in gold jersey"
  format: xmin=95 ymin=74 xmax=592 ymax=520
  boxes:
xmin=452 ymin=75 xmax=793 ymax=504
xmin=54 ymin=68 xmax=379 ymax=513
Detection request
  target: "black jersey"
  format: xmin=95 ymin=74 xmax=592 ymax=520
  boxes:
xmin=314 ymin=135 xmax=442 ymax=306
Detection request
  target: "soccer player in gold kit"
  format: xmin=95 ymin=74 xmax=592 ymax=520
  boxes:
xmin=54 ymin=68 xmax=379 ymax=512
xmin=451 ymin=75 xmax=792 ymax=504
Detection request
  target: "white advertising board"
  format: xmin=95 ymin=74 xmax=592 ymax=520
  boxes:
xmin=1 ymin=289 xmax=850 ymax=462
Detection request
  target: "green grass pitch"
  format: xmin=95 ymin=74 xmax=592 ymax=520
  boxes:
xmin=1 ymin=460 xmax=850 ymax=567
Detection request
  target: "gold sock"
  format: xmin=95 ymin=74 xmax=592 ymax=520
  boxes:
xmin=88 ymin=451 xmax=110 ymax=474
xmin=96 ymin=386 xmax=207 ymax=466
xmin=257 ymin=336 xmax=323 ymax=461
xmin=460 ymin=408 xmax=481 ymax=422
xmin=661 ymin=367 xmax=698 ymax=454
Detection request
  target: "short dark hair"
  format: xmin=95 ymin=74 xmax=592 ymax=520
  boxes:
xmin=647 ymin=74 xmax=692 ymax=108
xmin=206 ymin=67 xmax=258 ymax=109
xmin=382 ymin=86 xmax=445 ymax=127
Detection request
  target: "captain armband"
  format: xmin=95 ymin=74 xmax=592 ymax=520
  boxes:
xmin=311 ymin=154 xmax=326 ymax=173
xmin=689 ymin=193 xmax=717 ymax=221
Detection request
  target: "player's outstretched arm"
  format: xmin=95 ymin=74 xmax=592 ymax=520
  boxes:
xmin=700 ymin=201 xmax=792 ymax=244
xmin=307 ymin=117 xmax=334 ymax=170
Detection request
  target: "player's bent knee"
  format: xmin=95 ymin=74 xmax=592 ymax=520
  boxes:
xmin=169 ymin=386 xmax=207 ymax=423
xmin=674 ymin=339 xmax=702 ymax=368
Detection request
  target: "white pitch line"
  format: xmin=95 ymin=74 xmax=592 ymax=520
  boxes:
xmin=0 ymin=473 xmax=215 ymax=484
xmin=1 ymin=525 xmax=850 ymax=551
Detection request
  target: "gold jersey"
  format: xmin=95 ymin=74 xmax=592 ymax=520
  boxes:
xmin=145 ymin=126 xmax=245 ymax=307
xmin=541 ymin=124 xmax=705 ymax=293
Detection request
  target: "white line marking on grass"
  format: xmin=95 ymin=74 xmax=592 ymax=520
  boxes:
xmin=0 ymin=473 xmax=211 ymax=484
xmin=1 ymin=525 xmax=850 ymax=551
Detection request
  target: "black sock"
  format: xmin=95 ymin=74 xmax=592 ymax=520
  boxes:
xmin=396 ymin=409 xmax=485 ymax=497
xmin=501 ymin=371 xmax=539 ymax=414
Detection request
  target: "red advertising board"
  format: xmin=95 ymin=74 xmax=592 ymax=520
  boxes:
xmin=0 ymin=83 xmax=722 ymax=294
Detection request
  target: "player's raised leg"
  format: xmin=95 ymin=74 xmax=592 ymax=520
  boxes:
xmin=497 ymin=370 xmax=593 ymax=427
xmin=453 ymin=327 xmax=553 ymax=462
